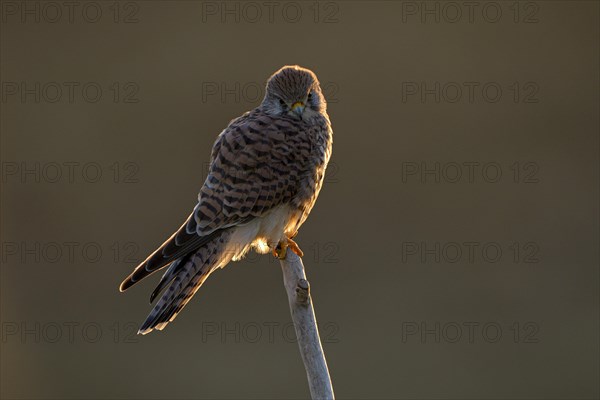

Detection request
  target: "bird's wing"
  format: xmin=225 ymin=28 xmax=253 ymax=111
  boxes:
xmin=119 ymin=212 xmax=220 ymax=291
xmin=120 ymin=112 xmax=307 ymax=291
xmin=194 ymin=113 xmax=305 ymax=236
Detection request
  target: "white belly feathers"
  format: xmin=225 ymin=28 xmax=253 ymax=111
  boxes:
xmin=222 ymin=205 xmax=299 ymax=263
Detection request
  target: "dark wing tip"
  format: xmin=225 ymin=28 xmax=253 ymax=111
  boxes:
xmin=119 ymin=275 xmax=136 ymax=292
xmin=118 ymin=259 xmax=159 ymax=292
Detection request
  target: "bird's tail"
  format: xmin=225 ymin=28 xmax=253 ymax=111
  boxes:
xmin=138 ymin=229 xmax=233 ymax=335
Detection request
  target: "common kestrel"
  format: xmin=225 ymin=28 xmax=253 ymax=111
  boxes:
xmin=120 ymin=66 xmax=333 ymax=334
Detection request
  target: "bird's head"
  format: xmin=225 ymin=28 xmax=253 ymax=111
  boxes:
xmin=262 ymin=65 xmax=326 ymax=119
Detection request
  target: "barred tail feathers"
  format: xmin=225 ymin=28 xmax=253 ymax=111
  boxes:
xmin=138 ymin=229 xmax=234 ymax=335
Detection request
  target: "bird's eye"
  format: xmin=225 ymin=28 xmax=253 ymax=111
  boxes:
xmin=308 ymin=92 xmax=313 ymax=100
xmin=279 ymin=99 xmax=286 ymax=107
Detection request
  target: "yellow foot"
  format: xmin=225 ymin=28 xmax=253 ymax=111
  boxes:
xmin=272 ymin=237 xmax=304 ymax=260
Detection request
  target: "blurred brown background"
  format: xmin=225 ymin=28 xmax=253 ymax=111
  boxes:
xmin=1 ymin=1 xmax=598 ymax=399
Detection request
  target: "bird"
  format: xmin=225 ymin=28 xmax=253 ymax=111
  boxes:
xmin=119 ymin=65 xmax=333 ymax=335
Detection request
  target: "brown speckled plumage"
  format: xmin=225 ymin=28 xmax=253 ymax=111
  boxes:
xmin=120 ymin=66 xmax=333 ymax=334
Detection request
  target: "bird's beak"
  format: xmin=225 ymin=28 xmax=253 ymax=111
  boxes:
xmin=291 ymin=101 xmax=305 ymax=116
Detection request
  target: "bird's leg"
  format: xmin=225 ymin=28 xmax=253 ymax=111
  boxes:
xmin=272 ymin=235 xmax=304 ymax=260
xmin=272 ymin=240 xmax=288 ymax=260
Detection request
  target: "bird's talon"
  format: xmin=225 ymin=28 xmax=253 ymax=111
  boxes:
xmin=287 ymin=238 xmax=304 ymax=258
xmin=272 ymin=237 xmax=303 ymax=259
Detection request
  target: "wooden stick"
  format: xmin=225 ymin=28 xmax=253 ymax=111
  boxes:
xmin=279 ymin=250 xmax=335 ymax=399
